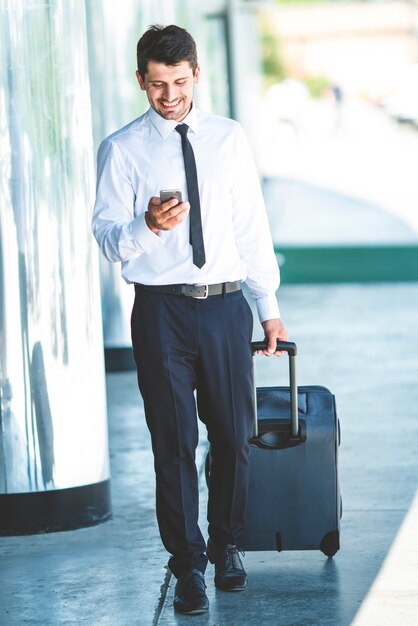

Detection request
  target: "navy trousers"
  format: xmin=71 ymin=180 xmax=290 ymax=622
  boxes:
xmin=131 ymin=285 xmax=254 ymax=577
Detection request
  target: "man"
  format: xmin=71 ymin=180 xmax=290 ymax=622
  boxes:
xmin=92 ymin=25 xmax=287 ymax=616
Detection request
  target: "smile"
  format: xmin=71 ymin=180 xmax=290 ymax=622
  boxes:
xmin=161 ymin=99 xmax=181 ymax=108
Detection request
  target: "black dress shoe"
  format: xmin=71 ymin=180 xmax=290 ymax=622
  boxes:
xmin=173 ymin=569 xmax=209 ymax=615
xmin=207 ymin=539 xmax=247 ymax=591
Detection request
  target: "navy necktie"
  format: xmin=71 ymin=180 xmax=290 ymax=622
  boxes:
xmin=175 ymin=123 xmax=206 ymax=269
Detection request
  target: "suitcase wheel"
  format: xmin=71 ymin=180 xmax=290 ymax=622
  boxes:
xmin=320 ymin=531 xmax=340 ymax=558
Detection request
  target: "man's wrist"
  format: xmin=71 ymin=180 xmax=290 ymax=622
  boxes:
xmin=145 ymin=211 xmax=159 ymax=234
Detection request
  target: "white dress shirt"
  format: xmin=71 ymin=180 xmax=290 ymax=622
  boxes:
xmin=92 ymin=105 xmax=281 ymax=322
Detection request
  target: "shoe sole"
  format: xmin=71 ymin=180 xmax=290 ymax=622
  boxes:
xmin=215 ymin=581 xmax=247 ymax=592
xmin=174 ymin=607 xmax=209 ymax=615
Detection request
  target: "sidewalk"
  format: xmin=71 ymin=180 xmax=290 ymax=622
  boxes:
xmin=1 ymin=282 xmax=417 ymax=625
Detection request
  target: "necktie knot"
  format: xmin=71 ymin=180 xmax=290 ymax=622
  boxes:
xmin=175 ymin=123 xmax=189 ymax=137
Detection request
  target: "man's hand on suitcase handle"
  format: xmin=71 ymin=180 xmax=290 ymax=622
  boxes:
xmin=259 ymin=319 xmax=289 ymax=356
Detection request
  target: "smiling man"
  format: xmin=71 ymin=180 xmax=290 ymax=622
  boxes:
xmin=136 ymin=59 xmax=199 ymax=122
xmin=92 ymin=25 xmax=287 ymax=616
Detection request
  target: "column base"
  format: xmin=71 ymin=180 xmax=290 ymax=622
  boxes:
xmin=0 ymin=479 xmax=111 ymax=535
xmin=104 ymin=347 xmax=136 ymax=372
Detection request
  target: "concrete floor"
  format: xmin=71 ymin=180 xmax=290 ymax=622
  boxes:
xmin=1 ymin=283 xmax=417 ymax=625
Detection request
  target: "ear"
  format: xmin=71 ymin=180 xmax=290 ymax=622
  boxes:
xmin=193 ymin=64 xmax=201 ymax=85
xmin=136 ymin=70 xmax=146 ymax=91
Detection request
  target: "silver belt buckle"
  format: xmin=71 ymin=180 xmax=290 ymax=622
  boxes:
xmin=194 ymin=284 xmax=209 ymax=299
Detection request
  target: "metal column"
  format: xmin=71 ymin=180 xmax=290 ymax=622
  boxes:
xmin=0 ymin=0 xmax=111 ymax=534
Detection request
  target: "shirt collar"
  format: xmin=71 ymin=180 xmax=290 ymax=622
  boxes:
xmin=148 ymin=104 xmax=199 ymax=140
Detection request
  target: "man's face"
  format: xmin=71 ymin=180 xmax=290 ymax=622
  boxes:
xmin=136 ymin=60 xmax=200 ymax=122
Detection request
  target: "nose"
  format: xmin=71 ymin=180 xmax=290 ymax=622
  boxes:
xmin=163 ymin=84 xmax=178 ymax=102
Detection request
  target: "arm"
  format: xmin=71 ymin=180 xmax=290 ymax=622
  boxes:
xmin=91 ymin=138 xmax=188 ymax=265
xmin=91 ymin=138 xmax=163 ymax=262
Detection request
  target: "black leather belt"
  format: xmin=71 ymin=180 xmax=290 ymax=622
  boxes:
xmin=135 ymin=280 xmax=241 ymax=299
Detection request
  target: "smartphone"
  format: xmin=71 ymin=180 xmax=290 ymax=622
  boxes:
xmin=160 ymin=189 xmax=183 ymax=204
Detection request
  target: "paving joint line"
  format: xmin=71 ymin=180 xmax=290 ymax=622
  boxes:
xmin=152 ymin=567 xmax=172 ymax=626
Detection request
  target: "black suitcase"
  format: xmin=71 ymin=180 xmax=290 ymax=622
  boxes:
xmin=240 ymin=340 xmax=341 ymax=557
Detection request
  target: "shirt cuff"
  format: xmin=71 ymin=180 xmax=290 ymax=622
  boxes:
xmin=131 ymin=213 xmax=165 ymax=254
xmin=256 ymin=295 xmax=281 ymax=324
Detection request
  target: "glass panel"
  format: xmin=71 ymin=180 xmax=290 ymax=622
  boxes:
xmin=205 ymin=15 xmax=231 ymax=117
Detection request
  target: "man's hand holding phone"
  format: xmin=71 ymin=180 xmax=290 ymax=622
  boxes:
xmin=145 ymin=189 xmax=189 ymax=234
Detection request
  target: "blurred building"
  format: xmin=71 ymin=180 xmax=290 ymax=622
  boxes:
xmin=262 ymin=0 xmax=418 ymax=101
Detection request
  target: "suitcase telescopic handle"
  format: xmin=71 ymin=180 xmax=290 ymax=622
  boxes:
xmin=251 ymin=340 xmax=297 ymax=357
xmin=251 ymin=340 xmax=299 ymax=438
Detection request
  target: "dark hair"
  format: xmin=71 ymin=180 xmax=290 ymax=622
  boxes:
xmin=136 ymin=25 xmax=198 ymax=79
